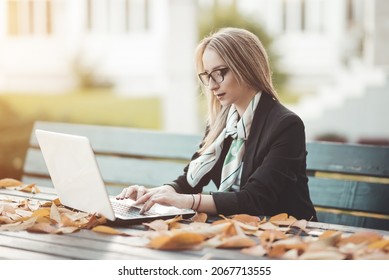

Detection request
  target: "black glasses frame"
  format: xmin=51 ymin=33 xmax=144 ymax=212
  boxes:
xmin=198 ymin=67 xmax=229 ymax=86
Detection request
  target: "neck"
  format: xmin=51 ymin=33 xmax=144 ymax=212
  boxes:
xmin=235 ymin=90 xmax=257 ymax=116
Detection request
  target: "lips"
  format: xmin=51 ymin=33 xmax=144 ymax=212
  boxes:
xmin=215 ymin=92 xmax=226 ymax=98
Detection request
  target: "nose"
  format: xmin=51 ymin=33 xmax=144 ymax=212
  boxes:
xmin=208 ymin=77 xmax=219 ymax=91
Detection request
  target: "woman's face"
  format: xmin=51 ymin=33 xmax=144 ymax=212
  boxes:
xmin=201 ymin=48 xmax=256 ymax=116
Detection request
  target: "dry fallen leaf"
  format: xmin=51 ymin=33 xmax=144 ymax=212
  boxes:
xmin=0 ymin=178 xmax=23 ymax=187
xmin=148 ymin=232 xmax=204 ymax=250
xmin=92 ymin=225 xmax=130 ymax=236
xmin=143 ymin=219 xmax=169 ymax=231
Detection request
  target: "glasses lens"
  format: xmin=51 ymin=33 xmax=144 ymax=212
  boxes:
xmin=198 ymin=73 xmax=210 ymax=86
xmin=211 ymin=70 xmax=224 ymax=84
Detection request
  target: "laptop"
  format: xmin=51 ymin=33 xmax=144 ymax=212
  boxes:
xmin=35 ymin=129 xmax=195 ymax=225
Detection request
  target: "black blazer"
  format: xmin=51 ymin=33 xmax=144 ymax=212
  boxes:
xmin=170 ymin=93 xmax=317 ymax=221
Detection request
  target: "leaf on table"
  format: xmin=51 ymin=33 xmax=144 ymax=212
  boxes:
xmin=148 ymin=231 xmax=204 ymax=250
xmin=0 ymin=203 xmax=16 ymax=214
xmin=31 ymin=208 xmax=51 ymax=218
xmin=27 ymin=222 xmax=58 ymax=234
xmin=215 ymin=234 xmax=257 ymax=249
xmin=0 ymin=178 xmax=23 ymax=187
xmin=313 ymin=230 xmax=342 ymax=247
xmin=0 ymin=217 xmax=37 ymax=232
xmin=92 ymin=225 xmax=130 ymax=236
xmin=230 ymin=214 xmax=262 ymax=227
xmin=50 ymin=202 xmax=62 ymax=225
xmin=14 ymin=209 xmax=33 ymax=218
xmin=267 ymin=237 xmax=308 ymax=258
xmin=299 ymin=248 xmax=346 ymax=260
xmin=55 ymin=226 xmax=80 ymax=234
xmin=338 ymin=231 xmax=382 ymax=246
xmin=291 ymin=219 xmax=308 ymax=231
xmin=16 ymin=183 xmax=41 ymax=194
xmin=143 ymin=219 xmax=169 ymax=231
xmin=368 ymin=239 xmax=389 ymax=251
xmin=190 ymin=212 xmax=207 ymax=223
xmin=40 ymin=198 xmax=62 ymax=208
xmin=258 ymin=222 xmax=279 ymax=231
xmin=82 ymin=213 xmax=106 ymax=229
xmin=0 ymin=216 xmax=15 ymax=224
xmin=270 ymin=214 xmax=297 ymax=227
xmin=241 ymin=244 xmax=267 ymax=257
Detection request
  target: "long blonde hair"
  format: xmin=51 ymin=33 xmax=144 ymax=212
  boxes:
xmin=195 ymin=27 xmax=279 ymax=153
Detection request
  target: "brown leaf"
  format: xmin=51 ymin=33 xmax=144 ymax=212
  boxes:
xmin=241 ymin=244 xmax=267 ymax=257
xmin=17 ymin=183 xmax=41 ymax=194
xmin=50 ymin=202 xmax=62 ymax=224
xmin=368 ymin=239 xmax=389 ymax=251
xmin=338 ymin=231 xmax=382 ymax=246
xmin=55 ymin=226 xmax=80 ymax=234
xmin=0 ymin=178 xmax=23 ymax=187
xmin=143 ymin=219 xmax=169 ymax=231
xmin=0 ymin=217 xmax=37 ymax=232
xmin=148 ymin=232 xmax=204 ymax=250
xmin=217 ymin=235 xmax=257 ymax=249
xmin=82 ymin=213 xmax=106 ymax=229
xmin=269 ymin=213 xmax=288 ymax=222
xmin=31 ymin=208 xmax=51 ymax=218
xmin=299 ymin=249 xmax=346 ymax=260
xmin=27 ymin=222 xmax=58 ymax=234
xmin=230 ymin=214 xmax=261 ymax=226
xmin=92 ymin=225 xmax=129 ymax=236
xmin=190 ymin=212 xmax=207 ymax=223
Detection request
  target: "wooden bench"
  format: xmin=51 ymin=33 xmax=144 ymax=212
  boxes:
xmin=22 ymin=121 xmax=389 ymax=230
xmin=306 ymin=141 xmax=389 ymax=230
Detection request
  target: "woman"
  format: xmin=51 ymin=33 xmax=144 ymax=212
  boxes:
xmin=117 ymin=27 xmax=317 ymax=221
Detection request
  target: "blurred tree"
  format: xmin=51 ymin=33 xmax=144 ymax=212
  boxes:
xmin=197 ymin=0 xmax=287 ymax=94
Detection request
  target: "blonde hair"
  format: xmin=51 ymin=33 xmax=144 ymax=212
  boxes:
xmin=195 ymin=27 xmax=279 ymax=153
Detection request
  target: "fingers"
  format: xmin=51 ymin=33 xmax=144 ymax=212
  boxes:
xmin=116 ymin=185 xmax=146 ymax=200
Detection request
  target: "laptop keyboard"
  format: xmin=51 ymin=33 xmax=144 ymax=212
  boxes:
xmin=111 ymin=200 xmax=151 ymax=218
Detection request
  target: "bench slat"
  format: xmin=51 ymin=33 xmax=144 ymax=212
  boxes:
xmin=30 ymin=121 xmax=202 ymax=160
xmin=308 ymin=177 xmax=389 ymax=214
xmin=306 ymin=141 xmax=389 ymax=177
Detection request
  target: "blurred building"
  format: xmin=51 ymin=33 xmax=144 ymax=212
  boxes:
xmin=0 ymin=0 xmax=200 ymax=133
xmin=1 ymin=0 xmax=388 ymax=141
xmin=234 ymin=0 xmax=389 ymax=143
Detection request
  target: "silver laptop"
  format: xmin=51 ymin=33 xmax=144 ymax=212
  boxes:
xmin=35 ymin=129 xmax=195 ymax=224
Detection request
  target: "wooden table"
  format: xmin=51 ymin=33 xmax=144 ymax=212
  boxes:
xmin=1 ymin=186 xmax=388 ymax=260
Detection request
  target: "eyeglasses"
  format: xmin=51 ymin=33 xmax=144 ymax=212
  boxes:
xmin=198 ymin=67 xmax=229 ymax=86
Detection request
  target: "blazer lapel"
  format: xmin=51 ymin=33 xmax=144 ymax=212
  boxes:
xmin=241 ymin=93 xmax=276 ymax=184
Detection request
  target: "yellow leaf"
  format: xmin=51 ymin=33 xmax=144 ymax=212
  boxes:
xmin=55 ymin=226 xmax=80 ymax=234
xmin=31 ymin=208 xmax=51 ymax=218
xmin=368 ymin=239 xmax=389 ymax=250
xmin=148 ymin=232 xmax=204 ymax=250
xmin=50 ymin=202 xmax=62 ymax=224
xmin=338 ymin=231 xmax=382 ymax=246
xmin=217 ymin=235 xmax=257 ymax=249
xmin=0 ymin=178 xmax=23 ymax=187
xmin=92 ymin=225 xmax=129 ymax=236
xmin=190 ymin=212 xmax=208 ymax=223
xmin=230 ymin=214 xmax=261 ymax=226
xmin=17 ymin=184 xmax=41 ymax=194
xmin=269 ymin=213 xmax=288 ymax=222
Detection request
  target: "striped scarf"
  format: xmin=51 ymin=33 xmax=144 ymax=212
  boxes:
xmin=187 ymin=92 xmax=261 ymax=191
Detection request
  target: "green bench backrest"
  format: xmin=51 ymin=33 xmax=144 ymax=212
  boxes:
xmin=306 ymin=141 xmax=389 ymax=230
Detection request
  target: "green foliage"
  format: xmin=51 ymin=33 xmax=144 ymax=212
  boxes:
xmin=197 ymin=1 xmax=287 ymax=93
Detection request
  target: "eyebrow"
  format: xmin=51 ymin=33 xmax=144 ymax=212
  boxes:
xmin=202 ymin=65 xmax=228 ymax=73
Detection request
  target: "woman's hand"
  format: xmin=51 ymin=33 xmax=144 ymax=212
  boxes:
xmin=116 ymin=184 xmax=177 ymax=206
